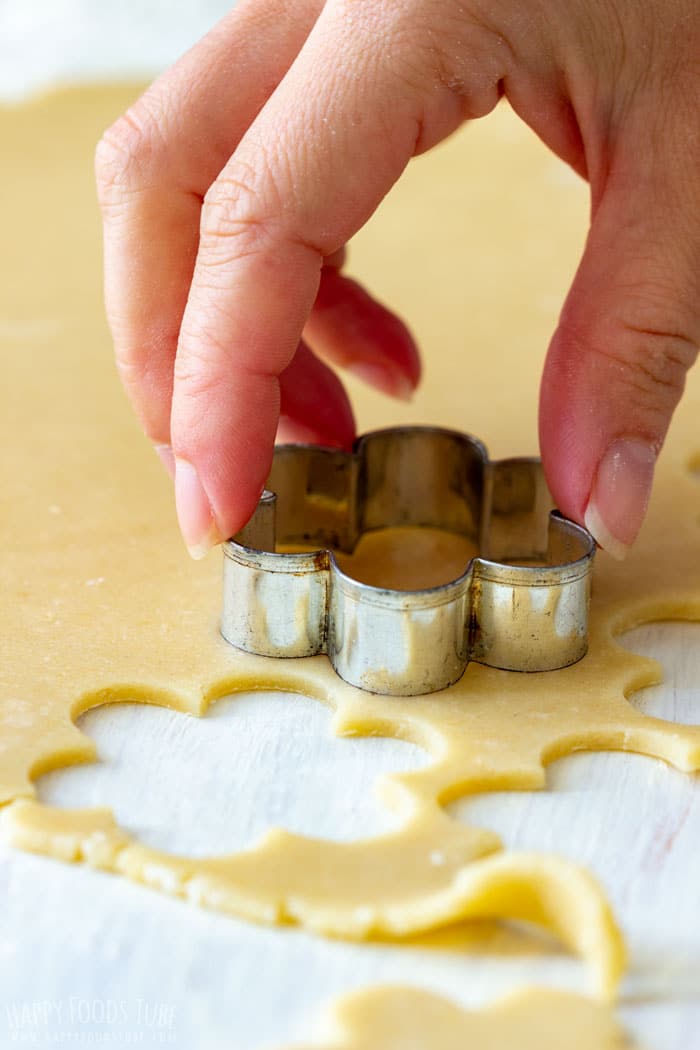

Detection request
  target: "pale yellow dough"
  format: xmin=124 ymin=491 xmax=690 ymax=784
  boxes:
xmin=1 ymin=87 xmax=699 ymax=1011
xmin=281 ymin=986 xmax=633 ymax=1050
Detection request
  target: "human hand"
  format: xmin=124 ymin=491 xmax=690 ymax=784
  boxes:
xmin=96 ymin=0 xmax=699 ymax=560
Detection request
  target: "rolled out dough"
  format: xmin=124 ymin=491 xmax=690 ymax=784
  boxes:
xmin=1 ymin=86 xmax=698 ymax=1018
xmin=281 ymin=985 xmax=632 ymax=1049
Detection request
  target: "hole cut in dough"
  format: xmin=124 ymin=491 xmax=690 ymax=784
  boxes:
xmin=2 ymin=86 xmax=699 ymax=1004
xmin=37 ymin=691 xmax=427 ymax=857
xmin=620 ymin=622 xmax=700 ymax=726
xmin=447 ymin=620 xmax=699 ymax=865
xmin=448 ymin=749 xmax=700 ymax=947
xmin=446 ymin=621 xmax=700 ymax=1008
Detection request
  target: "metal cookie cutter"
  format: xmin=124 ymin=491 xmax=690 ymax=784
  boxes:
xmin=221 ymin=427 xmax=595 ymax=696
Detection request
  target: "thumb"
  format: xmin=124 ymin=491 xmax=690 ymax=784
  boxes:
xmin=539 ymin=118 xmax=699 ymax=558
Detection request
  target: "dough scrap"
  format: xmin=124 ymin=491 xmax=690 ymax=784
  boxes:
xmin=1 ymin=86 xmax=698 ymax=1001
xmin=280 ymin=985 xmax=634 ymax=1049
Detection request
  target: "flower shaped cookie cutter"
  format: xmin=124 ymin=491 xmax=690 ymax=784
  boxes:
xmin=221 ymin=427 xmax=595 ymax=696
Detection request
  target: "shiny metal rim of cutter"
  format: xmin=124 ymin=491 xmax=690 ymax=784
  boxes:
xmin=221 ymin=426 xmax=595 ymax=696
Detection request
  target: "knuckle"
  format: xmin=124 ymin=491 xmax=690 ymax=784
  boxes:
xmin=199 ymin=156 xmax=281 ymax=262
xmin=582 ymin=292 xmax=698 ymax=413
xmin=114 ymin=350 xmax=149 ymax=395
xmin=202 ymin=185 xmax=264 ymax=244
xmin=173 ymin=316 xmax=232 ymax=401
xmin=95 ymin=100 xmax=163 ymax=206
xmin=173 ymin=353 xmax=223 ymax=407
xmin=114 ymin=346 xmax=158 ymax=392
xmin=95 ymin=114 xmax=146 ymax=206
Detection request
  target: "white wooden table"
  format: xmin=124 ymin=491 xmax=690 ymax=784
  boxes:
xmin=1 ymin=623 xmax=698 ymax=1048
xmin=1 ymin=6 xmax=698 ymax=1046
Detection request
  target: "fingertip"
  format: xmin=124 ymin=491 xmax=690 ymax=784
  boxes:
xmin=343 ymin=360 xmax=416 ymax=401
xmin=583 ymin=502 xmax=630 ymax=561
xmin=306 ymin=270 xmax=422 ymax=396
xmin=278 ymin=342 xmax=356 ymax=450
xmin=583 ymin=438 xmax=656 ymax=558
xmin=174 ymin=457 xmax=223 ymax=558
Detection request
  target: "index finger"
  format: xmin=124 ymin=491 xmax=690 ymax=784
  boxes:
xmin=170 ymin=2 xmax=499 ymax=552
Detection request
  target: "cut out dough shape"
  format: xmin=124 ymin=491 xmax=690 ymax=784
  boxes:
xmin=280 ymin=986 xmax=634 ymax=1049
xmin=1 ymin=86 xmax=699 ymax=1001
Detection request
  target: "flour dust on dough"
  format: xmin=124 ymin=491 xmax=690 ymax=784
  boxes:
xmin=1 ymin=87 xmax=699 ymax=1006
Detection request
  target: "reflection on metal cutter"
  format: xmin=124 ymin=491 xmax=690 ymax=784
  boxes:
xmin=221 ymin=427 xmax=595 ymax=696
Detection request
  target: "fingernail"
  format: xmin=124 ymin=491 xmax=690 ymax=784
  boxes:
xmin=174 ymin=458 xmax=220 ymax=560
xmin=584 ymin=438 xmax=657 ymax=560
xmin=345 ymin=361 xmax=415 ymax=402
xmin=154 ymin=444 xmax=175 ymax=481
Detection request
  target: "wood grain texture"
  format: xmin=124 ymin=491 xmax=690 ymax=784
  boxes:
xmin=1 ymin=624 xmax=697 ymax=1048
xmin=0 ymin=6 xmax=697 ymax=1046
